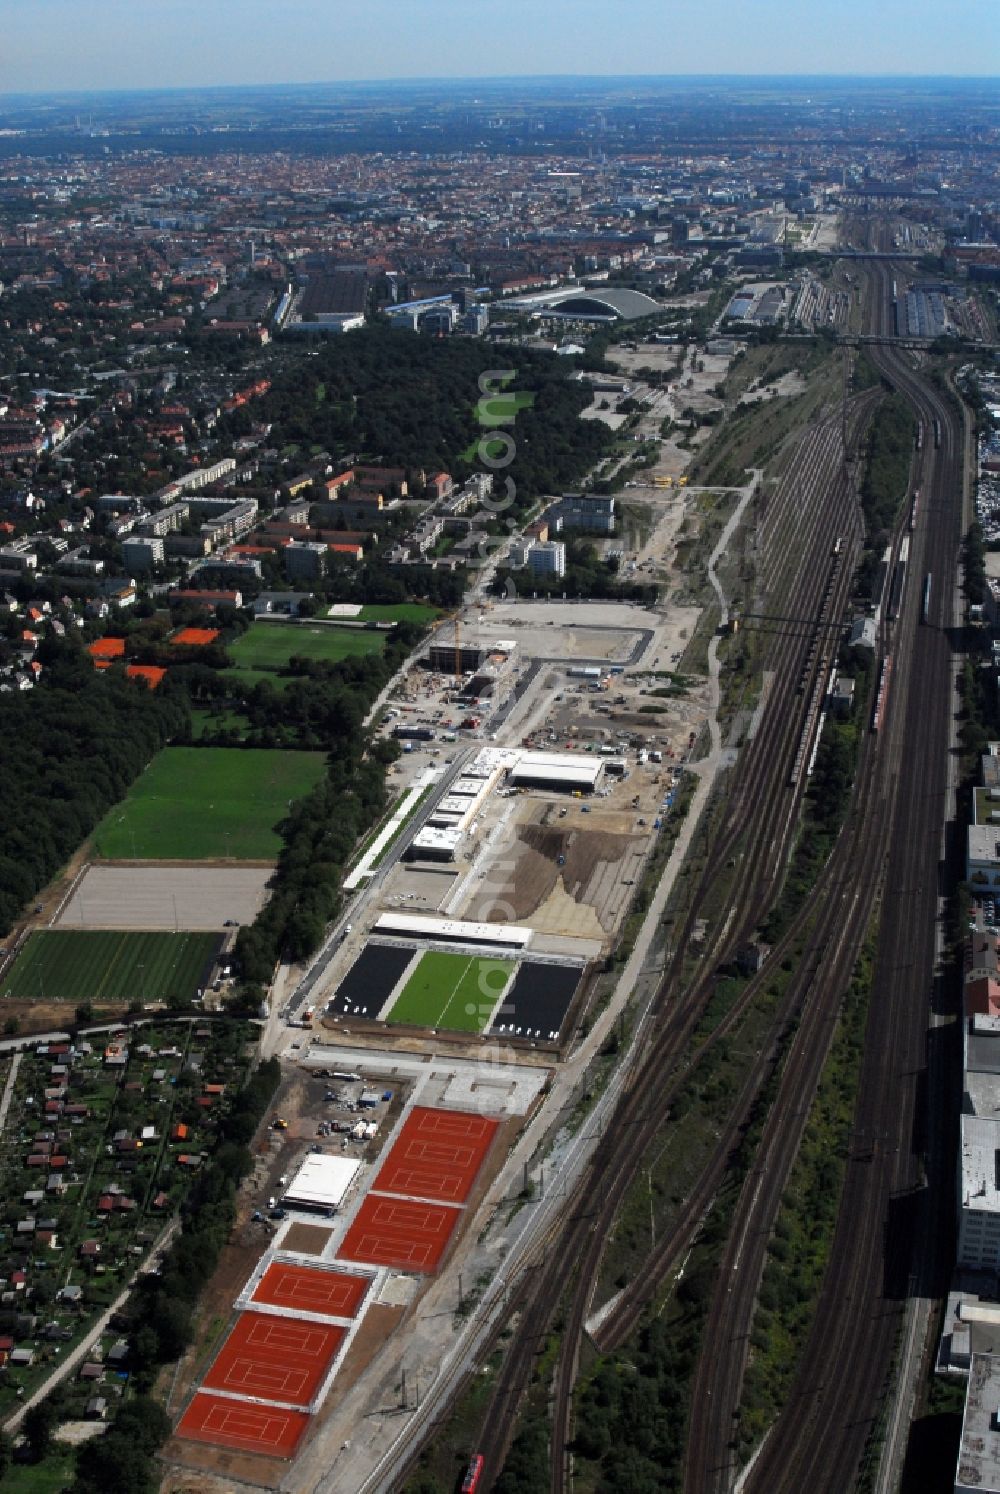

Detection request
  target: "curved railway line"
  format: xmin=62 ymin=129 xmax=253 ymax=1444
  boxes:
xmin=683 ymin=258 xmax=962 ymax=1494
xmin=729 ymin=268 xmax=961 ymax=1494
xmin=463 ymin=378 xmax=879 ymax=1487
xmin=388 ymin=242 xmax=960 ymax=1494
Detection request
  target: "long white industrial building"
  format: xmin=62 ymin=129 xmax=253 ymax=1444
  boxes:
xmin=373 ymin=912 xmax=532 ymax=949
xmin=508 ymin=750 xmax=604 ymax=793
xmin=407 ymin=746 xmax=602 ymax=864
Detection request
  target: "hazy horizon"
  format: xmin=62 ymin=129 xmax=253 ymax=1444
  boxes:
xmin=2 ymin=0 xmax=997 ymax=95
xmin=2 ymin=72 xmax=999 ymax=104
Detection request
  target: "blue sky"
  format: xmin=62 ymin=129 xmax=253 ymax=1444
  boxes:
xmin=2 ymin=0 xmax=997 ymax=93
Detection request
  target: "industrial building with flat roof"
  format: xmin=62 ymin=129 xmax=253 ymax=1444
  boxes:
xmin=508 ymin=750 xmax=605 ymax=793
xmin=968 ymin=825 xmax=1000 ymax=895
xmin=283 ymin=1154 xmax=361 ymax=1213
xmin=959 ymin=1113 xmax=1000 ymax=1270
xmin=408 ymin=749 xmax=509 ymax=861
xmin=373 ymin=912 xmax=532 ymax=949
xmin=956 ymin=1353 xmax=1000 ymax=1493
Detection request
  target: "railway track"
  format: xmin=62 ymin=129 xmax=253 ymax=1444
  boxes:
xmin=387 ymin=254 xmax=925 ymax=1494
xmin=736 ymin=274 xmax=961 ymax=1494
xmin=461 ymin=395 xmax=872 ymax=1489
xmin=538 ymin=387 xmax=890 ymax=1494
xmin=683 ymin=258 xmax=963 ymax=1494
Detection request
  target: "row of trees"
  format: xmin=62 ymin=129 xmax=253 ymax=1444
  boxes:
xmin=235 ymin=750 xmax=391 ymax=982
xmin=0 ymin=644 xmax=188 ymax=934
xmin=126 ymin=1057 xmax=281 ymax=1376
xmin=178 ymin=627 xmax=418 ymax=975
xmin=858 ymin=393 xmax=916 ymax=535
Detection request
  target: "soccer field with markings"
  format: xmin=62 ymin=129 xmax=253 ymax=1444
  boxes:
xmin=0 ymin=929 xmax=221 ymax=1004
xmin=385 ymin=951 xmax=514 ymax=1033
xmin=92 ymin=747 xmax=327 ymax=860
xmin=228 ymin=624 xmax=384 ymax=673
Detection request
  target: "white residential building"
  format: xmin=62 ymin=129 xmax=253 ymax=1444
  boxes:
xmin=526 ymin=540 xmax=566 ymax=578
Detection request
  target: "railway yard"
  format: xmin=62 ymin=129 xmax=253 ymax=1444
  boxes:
xmin=0 ymin=43 xmax=994 ymax=1494
xmin=156 ymin=227 xmax=968 ymax=1488
xmin=0 ymin=201 xmax=956 ymax=1494
xmin=140 ymin=224 xmax=973 ymax=1493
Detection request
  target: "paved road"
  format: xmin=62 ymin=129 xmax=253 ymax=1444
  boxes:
xmin=0 ymin=1052 xmax=22 ymax=1134
xmin=287 ymin=470 xmax=761 ymax=1494
xmin=281 ymin=747 xmax=475 ymax=1028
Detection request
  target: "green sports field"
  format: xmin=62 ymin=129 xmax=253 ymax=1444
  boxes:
xmin=228 ymin=623 xmax=384 ymax=676
xmin=0 ymin=930 xmax=221 ymax=1005
xmin=92 ymin=747 xmax=326 ymax=860
xmin=386 ymin=951 xmax=514 ymax=1033
xmin=357 ymin=603 xmax=439 ymax=625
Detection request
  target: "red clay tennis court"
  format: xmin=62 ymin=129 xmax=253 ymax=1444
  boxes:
xmin=337 ymin=1194 xmax=460 ymax=1273
xmin=177 ymin=1391 xmax=309 ymax=1458
xmin=372 ymin=1106 xmax=500 ymax=1206
xmin=126 ymin=664 xmax=166 ymax=689
xmin=173 ymin=626 xmax=220 ymax=646
xmin=87 ymin=637 xmax=125 ymax=660
xmin=250 ymin=1262 xmax=369 ymax=1319
xmin=203 ymin=1312 xmax=344 ymax=1406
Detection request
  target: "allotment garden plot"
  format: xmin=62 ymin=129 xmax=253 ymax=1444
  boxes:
xmin=0 ymin=929 xmax=221 ymax=1004
xmin=92 ymin=747 xmax=326 ymax=861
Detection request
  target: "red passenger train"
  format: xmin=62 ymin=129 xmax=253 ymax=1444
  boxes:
xmin=462 ymin=1453 xmax=485 ymax=1492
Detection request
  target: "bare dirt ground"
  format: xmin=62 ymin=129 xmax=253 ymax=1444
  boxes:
xmin=314 ymin=1302 xmax=404 ymax=1405
xmin=463 ymin=800 xmax=643 ymax=940
xmin=737 ymin=368 xmax=808 ymax=404
xmin=282 ymin=1222 xmax=333 ymax=1256
xmin=54 ymin=1420 xmax=105 ymax=1445
xmin=58 ymin=865 xmax=274 ymax=931
xmin=0 ymin=997 xmax=95 ymax=1035
xmin=161 ymin=1431 xmax=290 ymax=1490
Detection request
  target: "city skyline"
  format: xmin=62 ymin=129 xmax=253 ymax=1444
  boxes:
xmin=2 ymin=0 xmax=998 ymax=95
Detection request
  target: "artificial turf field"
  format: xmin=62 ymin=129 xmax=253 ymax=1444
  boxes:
xmin=93 ymin=747 xmax=326 ymax=860
xmin=0 ymin=929 xmax=221 ymax=1004
xmin=227 ymin=623 xmax=384 ymax=675
xmin=386 ymin=951 xmax=514 ymax=1033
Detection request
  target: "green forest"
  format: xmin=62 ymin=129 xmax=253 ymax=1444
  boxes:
xmin=859 ymin=394 xmax=915 ymax=535
xmin=219 ymin=321 xmax=611 ymax=511
xmin=0 ymin=646 xmax=187 ymax=936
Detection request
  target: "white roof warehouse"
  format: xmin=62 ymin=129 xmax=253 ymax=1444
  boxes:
xmin=283 ymin=1154 xmax=361 ymax=1212
xmin=508 ymin=750 xmax=604 ymax=793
